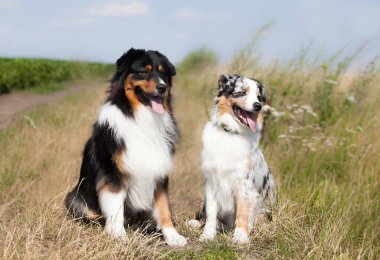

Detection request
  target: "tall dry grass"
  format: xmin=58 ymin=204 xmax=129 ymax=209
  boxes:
xmin=0 ymin=46 xmax=379 ymax=259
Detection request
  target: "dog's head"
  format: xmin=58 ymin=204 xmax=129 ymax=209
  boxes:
xmin=109 ymin=48 xmax=176 ymax=115
xmin=215 ymin=74 xmax=266 ymax=132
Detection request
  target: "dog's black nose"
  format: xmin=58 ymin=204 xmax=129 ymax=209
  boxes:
xmin=156 ymin=83 xmax=167 ymax=94
xmin=253 ymin=102 xmax=262 ymax=112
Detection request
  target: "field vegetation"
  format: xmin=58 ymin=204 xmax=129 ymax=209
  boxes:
xmin=0 ymin=42 xmax=379 ymax=259
xmin=0 ymin=57 xmax=113 ymax=94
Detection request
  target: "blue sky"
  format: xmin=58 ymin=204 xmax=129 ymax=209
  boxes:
xmin=0 ymin=0 xmax=379 ymax=64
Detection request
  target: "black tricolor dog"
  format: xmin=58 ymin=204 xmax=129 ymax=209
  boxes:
xmin=65 ymin=48 xmax=187 ymax=247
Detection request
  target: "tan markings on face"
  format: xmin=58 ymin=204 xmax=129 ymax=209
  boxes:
xmin=154 ymin=186 xmax=174 ymax=228
xmin=217 ymin=96 xmax=233 ymax=116
xmin=226 ymin=85 xmax=249 ymax=107
xmin=235 ymin=184 xmax=249 ymax=234
xmin=124 ymin=74 xmax=142 ymax=110
xmin=133 ymin=79 xmax=157 ymax=93
xmin=229 ymin=95 xmax=246 ymax=107
xmin=145 ymin=64 xmax=152 ymax=71
xmin=158 ymin=64 xmax=163 ymax=72
xmin=124 ymin=74 xmax=159 ymax=108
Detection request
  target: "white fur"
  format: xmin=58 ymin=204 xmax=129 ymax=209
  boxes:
xmin=199 ymin=179 xmax=219 ymax=241
xmin=241 ymin=77 xmax=261 ymax=111
xmin=199 ymin=77 xmax=274 ymax=243
xmin=232 ymin=227 xmax=249 ymax=244
xmin=158 ymin=77 xmax=166 ymax=85
xmin=99 ymin=190 xmax=127 ymax=241
xmin=97 ymin=102 xmax=186 ymax=246
xmin=161 ymin=227 xmax=187 ymax=247
xmin=152 ymin=195 xmax=188 ymax=246
xmin=98 ymin=102 xmax=175 ymax=211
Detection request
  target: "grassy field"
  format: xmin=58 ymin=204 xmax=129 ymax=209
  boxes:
xmin=0 ymin=57 xmax=113 ymax=94
xmin=0 ymin=48 xmax=379 ymax=259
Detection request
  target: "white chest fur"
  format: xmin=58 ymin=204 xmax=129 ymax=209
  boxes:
xmin=201 ymin=122 xmax=261 ymax=212
xmin=98 ymin=102 xmax=176 ymax=210
xmin=201 ymin=122 xmax=257 ymax=173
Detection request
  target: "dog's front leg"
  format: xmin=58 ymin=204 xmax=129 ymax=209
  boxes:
xmin=199 ymin=180 xmax=218 ymax=241
xmin=99 ymin=188 xmax=128 ymax=242
xmin=153 ymin=179 xmax=187 ymax=247
xmin=232 ymin=182 xmax=250 ymax=244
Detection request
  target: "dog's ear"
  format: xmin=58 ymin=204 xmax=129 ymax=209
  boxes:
xmin=218 ymin=75 xmax=234 ymax=95
xmin=115 ymin=48 xmax=146 ymax=74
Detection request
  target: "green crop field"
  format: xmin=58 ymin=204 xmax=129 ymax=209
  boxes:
xmin=0 ymin=57 xmax=113 ymax=94
xmin=0 ymin=43 xmax=379 ymax=259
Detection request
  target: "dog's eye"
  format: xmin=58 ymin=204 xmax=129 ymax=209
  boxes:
xmin=231 ymin=92 xmax=246 ymax=98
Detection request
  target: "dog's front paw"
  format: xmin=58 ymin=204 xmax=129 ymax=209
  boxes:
xmin=199 ymin=233 xmax=215 ymax=242
xmin=162 ymin=227 xmax=187 ymax=247
xmin=232 ymin=228 xmax=249 ymax=244
xmin=199 ymin=228 xmax=216 ymax=242
xmin=105 ymin=225 xmax=128 ymax=243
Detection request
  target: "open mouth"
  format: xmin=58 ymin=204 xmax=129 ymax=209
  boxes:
xmin=233 ymin=106 xmax=257 ymax=132
xmin=149 ymin=95 xmax=165 ymax=114
xmin=134 ymin=87 xmax=166 ymax=115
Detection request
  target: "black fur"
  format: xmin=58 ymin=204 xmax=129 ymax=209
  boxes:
xmin=64 ymin=122 xmax=125 ymax=220
xmin=65 ymin=48 xmax=178 ymax=224
xmin=217 ymin=74 xmax=266 ymax=103
xmin=217 ymin=74 xmax=237 ymax=96
xmin=107 ymin=48 xmax=176 ymax=118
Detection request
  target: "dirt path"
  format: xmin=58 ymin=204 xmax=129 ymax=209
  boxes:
xmin=0 ymin=84 xmax=90 ymax=131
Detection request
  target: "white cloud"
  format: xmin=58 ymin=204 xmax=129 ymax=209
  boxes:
xmin=89 ymin=1 xmax=150 ymax=17
xmin=174 ymin=8 xmax=231 ymax=21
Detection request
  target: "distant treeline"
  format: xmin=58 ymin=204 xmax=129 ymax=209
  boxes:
xmin=0 ymin=57 xmax=114 ymax=93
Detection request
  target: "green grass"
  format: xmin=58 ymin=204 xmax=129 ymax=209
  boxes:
xmin=0 ymin=45 xmax=379 ymax=259
xmin=0 ymin=57 xmax=113 ymax=93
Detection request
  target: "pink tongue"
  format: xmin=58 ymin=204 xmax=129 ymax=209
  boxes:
xmin=150 ymin=97 xmax=165 ymax=114
xmin=241 ymin=110 xmax=257 ymax=132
